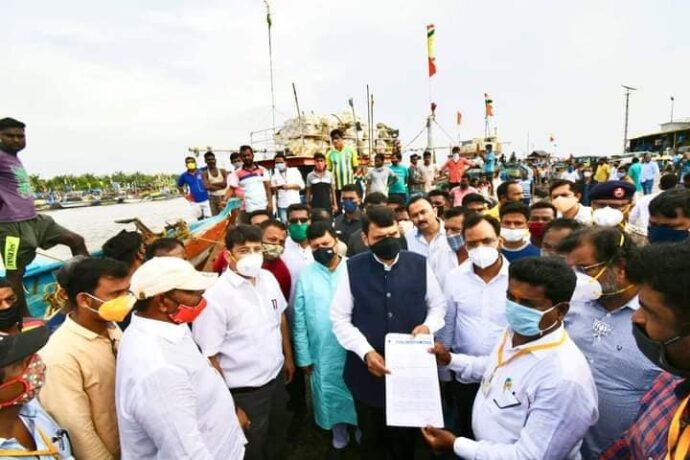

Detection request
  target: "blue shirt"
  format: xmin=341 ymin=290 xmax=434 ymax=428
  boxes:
xmin=0 ymin=399 xmax=73 ymax=459
xmin=564 ymin=296 xmax=662 ymax=458
xmin=176 ymin=170 xmax=209 ymax=203
xmin=484 ymin=152 xmax=496 ymax=173
xmin=501 ymin=242 xmax=539 ymax=262
xmin=388 ymin=164 xmax=409 ymax=194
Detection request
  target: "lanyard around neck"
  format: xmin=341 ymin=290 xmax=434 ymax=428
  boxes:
xmin=666 ymin=395 xmax=690 ymax=460
xmin=0 ymin=427 xmax=61 ymax=458
xmin=493 ymin=329 xmax=568 ymax=376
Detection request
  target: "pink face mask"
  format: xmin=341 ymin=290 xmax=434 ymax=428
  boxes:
xmin=0 ymin=354 xmax=46 ymax=409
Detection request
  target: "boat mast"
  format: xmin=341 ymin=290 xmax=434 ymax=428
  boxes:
xmin=292 ymin=82 xmax=305 ymax=154
xmin=264 ymin=1 xmax=277 ymax=140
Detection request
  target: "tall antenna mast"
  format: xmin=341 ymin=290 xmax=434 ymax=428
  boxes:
xmin=622 ymin=85 xmax=637 ymax=153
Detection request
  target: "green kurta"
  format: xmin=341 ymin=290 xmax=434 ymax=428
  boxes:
xmin=292 ymin=259 xmax=357 ymax=429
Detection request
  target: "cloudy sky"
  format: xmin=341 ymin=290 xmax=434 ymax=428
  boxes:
xmin=4 ymin=0 xmax=688 ymax=177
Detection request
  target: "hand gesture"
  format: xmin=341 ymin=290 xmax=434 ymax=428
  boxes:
xmin=364 ymin=351 xmax=390 ymax=378
xmin=428 ymin=342 xmax=451 ymax=366
xmin=421 ymin=426 xmax=456 ymax=452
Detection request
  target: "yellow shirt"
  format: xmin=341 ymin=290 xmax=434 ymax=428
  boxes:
xmin=485 ymin=203 xmax=500 ymax=219
xmin=39 ymin=315 xmax=121 ymax=460
xmin=594 ymin=164 xmax=610 ymax=182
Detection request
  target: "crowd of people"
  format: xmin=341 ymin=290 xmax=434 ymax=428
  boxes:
xmin=1 ymin=117 xmax=690 ymax=459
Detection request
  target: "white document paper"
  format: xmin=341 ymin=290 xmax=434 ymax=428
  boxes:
xmin=385 ymin=333 xmax=444 ymax=428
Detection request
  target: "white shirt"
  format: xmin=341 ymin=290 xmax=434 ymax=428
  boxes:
xmin=628 ymin=191 xmax=659 ymax=233
xmin=283 ymin=238 xmax=314 ymax=308
xmin=419 ymin=164 xmax=437 ymax=192
xmin=560 ymin=170 xmax=580 ymax=182
xmin=271 ymin=167 xmax=305 ymax=209
xmin=439 ymin=258 xmax=509 ymax=365
xmin=194 ymin=269 xmax=287 ymax=388
xmin=449 ymin=326 xmax=599 ymax=460
xmin=330 ymin=254 xmax=447 ymax=360
xmin=405 ymin=220 xmax=458 ymax=285
xmin=116 ymin=314 xmax=246 ymax=460
xmin=641 ymin=161 xmax=660 ymax=182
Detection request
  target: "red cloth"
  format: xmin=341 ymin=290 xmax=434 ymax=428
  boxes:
xmin=212 ymin=254 xmax=291 ymax=301
xmin=442 ymin=158 xmax=472 ymax=183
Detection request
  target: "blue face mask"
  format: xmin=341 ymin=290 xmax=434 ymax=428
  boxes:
xmin=446 ymin=234 xmax=465 ymax=252
xmin=647 ymin=225 xmax=689 ymax=244
xmin=342 ymin=200 xmax=359 ymax=213
xmin=505 ymin=299 xmax=560 ymax=337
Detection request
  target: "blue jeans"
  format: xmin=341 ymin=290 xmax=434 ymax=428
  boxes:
xmin=642 ymin=180 xmax=654 ymax=195
xmin=278 ymin=207 xmax=288 ymax=222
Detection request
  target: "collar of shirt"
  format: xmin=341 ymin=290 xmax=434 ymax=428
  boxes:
xmin=460 ymin=254 xmax=509 ymax=283
xmin=413 ymin=219 xmax=445 ymax=242
xmin=593 ymin=294 xmax=639 ymax=314
xmin=63 ymin=314 xmax=120 ymax=341
xmin=129 ymin=313 xmax=188 ymax=344
xmin=0 ymin=403 xmax=38 ymax=447
xmin=372 ymin=252 xmax=400 ymax=272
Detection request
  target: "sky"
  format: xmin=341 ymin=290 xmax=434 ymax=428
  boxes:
xmin=3 ymin=0 xmax=689 ymax=177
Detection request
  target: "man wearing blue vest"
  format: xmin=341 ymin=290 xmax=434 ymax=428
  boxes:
xmin=331 ymin=206 xmax=446 ymax=460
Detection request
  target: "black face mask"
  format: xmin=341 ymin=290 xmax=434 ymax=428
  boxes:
xmin=632 ymin=323 xmax=690 ymax=377
xmin=370 ymin=237 xmax=402 ymax=260
xmin=0 ymin=304 xmax=21 ymax=331
xmin=313 ymin=247 xmax=337 ymax=267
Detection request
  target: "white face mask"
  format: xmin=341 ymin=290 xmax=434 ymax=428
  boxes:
xmin=570 ymin=271 xmax=603 ymax=302
xmin=468 ymin=246 xmax=499 ymax=269
xmin=501 ymin=228 xmax=527 ymax=243
xmin=235 ymin=253 xmax=264 ymax=277
xmin=275 ymin=163 xmax=287 ymax=172
xmin=452 ymin=154 xmax=460 ymax=161
xmin=592 ymin=207 xmax=624 ymax=227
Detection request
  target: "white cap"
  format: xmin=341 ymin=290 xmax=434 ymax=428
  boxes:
xmin=130 ymin=257 xmax=218 ymax=300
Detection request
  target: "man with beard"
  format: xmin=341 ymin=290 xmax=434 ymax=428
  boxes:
xmin=561 ymin=226 xmax=662 ymax=457
xmin=601 ymin=243 xmax=690 ymax=459
xmin=0 ymin=117 xmax=87 ymax=315
xmin=225 ymin=145 xmax=273 ymax=221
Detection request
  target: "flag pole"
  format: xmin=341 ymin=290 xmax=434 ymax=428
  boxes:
xmin=264 ymin=1 xmax=277 ymax=141
xmin=426 ymin=24 xmax=436 ymax=158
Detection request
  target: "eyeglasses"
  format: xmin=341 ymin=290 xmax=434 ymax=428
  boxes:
xmin=288 ymin=218 xmax=309 ymax=224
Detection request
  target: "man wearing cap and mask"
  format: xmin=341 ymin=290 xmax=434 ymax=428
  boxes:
xmin=437 ymin=213 xmax=509 ymax=440
xmin=559 ymin=227 xmax=662 ymax=458
xmin=39 ymin=257 xmax=131 ymax=460
xmin=0 ymin=325 xmax=74 ymax=459
xmin=588 ymin=180 xmax=636 ymax=227
xmin=193 ymin=225 xmax=292 ymax=460
xmin=177 ymin=156 xmax=212 ymax=220
xmin=331 ymin=206 xmax=446 ymax=458
xmin=424 ymin=256 xmax=598 ymax=459
xmin=600 ymin=243 xmax=690 ymax=459
xmin=116 ymin=257 xmax=247 ymax=459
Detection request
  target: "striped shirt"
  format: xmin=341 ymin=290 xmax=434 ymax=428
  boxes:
xmin=228 ymin=165 xmax=270 ymax=212
xmin=326 ymin=146 xmax=358 ymax=190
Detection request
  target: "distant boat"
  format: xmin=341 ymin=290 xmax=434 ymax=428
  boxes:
xmin=57 ymin=191 xmax=101 ymax=209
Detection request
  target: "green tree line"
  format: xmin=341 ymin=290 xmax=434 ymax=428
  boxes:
xmin=29 ymin=172 xmax=178 ymax=193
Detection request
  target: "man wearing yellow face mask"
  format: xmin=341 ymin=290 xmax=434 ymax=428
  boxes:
xmin=177 ymin=156 xmax=212 ymax=221
xmin=39 ymin=257 xmax=131 ymax=460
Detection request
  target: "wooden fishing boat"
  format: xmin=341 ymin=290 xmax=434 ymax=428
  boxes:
xmin=0 ymin=198 xmax=241 ymax=328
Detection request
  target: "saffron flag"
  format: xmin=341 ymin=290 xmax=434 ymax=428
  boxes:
xmin=427 ymin=24 xmax=436 ymax=77
xmin=484 ymin=93 xmax=494 ymax=117
xmin=456 ymin=111 xmax=462 ymax=125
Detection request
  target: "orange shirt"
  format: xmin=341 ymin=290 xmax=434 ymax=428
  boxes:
xmin=442 ymin=158 xmax=472 ymax=183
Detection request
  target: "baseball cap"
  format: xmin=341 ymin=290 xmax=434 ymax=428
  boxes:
xmin=130 ymin=257 xmax=218 ymax=300
xmin=0 ymin=325 xmax=49 ymax=368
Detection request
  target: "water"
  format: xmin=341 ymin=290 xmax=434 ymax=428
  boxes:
xmin=38 ymin=198 xmax=192 ymax=262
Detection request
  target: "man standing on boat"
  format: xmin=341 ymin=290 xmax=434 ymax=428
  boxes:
xmin=177 ymin=156 xmax=212 ymax=220
xmin=326 ymin=129 xmax=359 ymax=206
xmin=202 ymin=151 xmax=228 ymax=216
xmin=0 ymin=117 xmax=88 ymax=316
xmin=225 ymin=145 xmax=273 ymax=222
